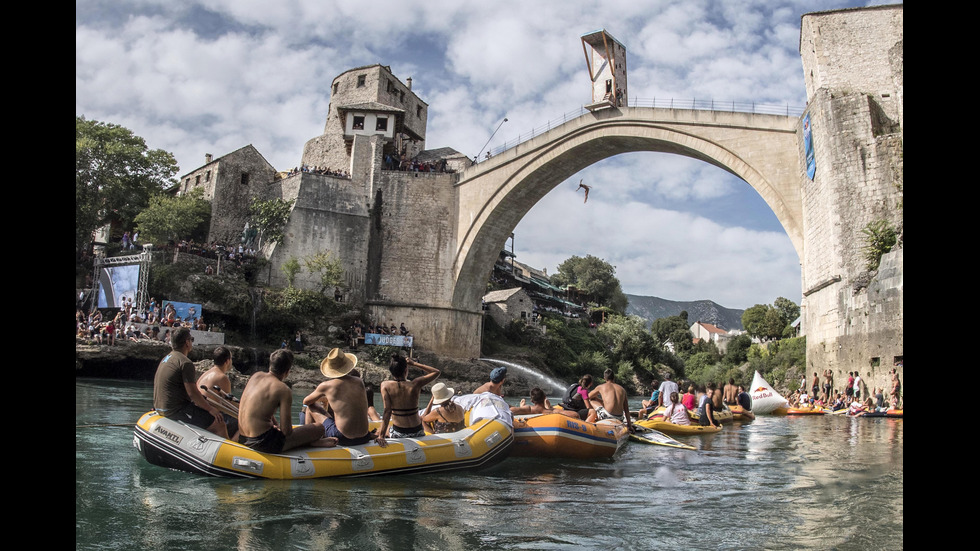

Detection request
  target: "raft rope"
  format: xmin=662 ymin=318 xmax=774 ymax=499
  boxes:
xmin=182 ymin=419 xmax=497 ymax=462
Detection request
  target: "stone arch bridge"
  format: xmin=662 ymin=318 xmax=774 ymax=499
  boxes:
xmin=369 ymin=106 xmax=803 ymax=357
xmin=453 ymin=106 xmax=801 ymax=313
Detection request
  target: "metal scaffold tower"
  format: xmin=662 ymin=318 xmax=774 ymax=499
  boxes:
xmin=90 ymin=244 xmax=153 ymax=312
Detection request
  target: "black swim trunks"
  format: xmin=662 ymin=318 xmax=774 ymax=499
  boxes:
xmin=166 ymin=402 xmax=216 ymax=431
xmin=243 ymin=427 xmax=286 ymax=454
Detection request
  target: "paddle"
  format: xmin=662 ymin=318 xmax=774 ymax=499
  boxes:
xmin=201 ymin=385 xmax=240 ymax=418
xmin=212 ymin=385 xmax=239 ymax=403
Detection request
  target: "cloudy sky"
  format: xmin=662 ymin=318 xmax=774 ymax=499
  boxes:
xmin=76 ymin=0 xmax=895 ymax=309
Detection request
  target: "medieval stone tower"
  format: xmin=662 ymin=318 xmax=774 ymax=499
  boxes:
xmin=797 ymin=5 xmax=903 ymax=378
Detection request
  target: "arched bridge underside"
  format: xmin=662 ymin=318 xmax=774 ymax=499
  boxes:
xmin=452 ymin=106 xmax=802 ymax=311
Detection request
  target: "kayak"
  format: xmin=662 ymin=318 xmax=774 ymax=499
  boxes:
xmin=688 ymin=406 xmax=734 ymax=425
xmin=786 ymin=406 xmax=827 ymax=415
xmin=511 ymin=413 xmax=629 ymax=459
xmin=635 ymin=418 xmax=722 ymax=435
xmin=134 ymin=393 xmax=514 ymax=479
xmin=729 ymin=404 xmax=755 ymax=421
xmin=629 ymin=426 xmax=696 ymax=450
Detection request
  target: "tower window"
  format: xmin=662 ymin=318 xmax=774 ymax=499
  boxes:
xmin=376 ymin=117 xmax=388 ymax=131
xmin=356 ymin=75 xmax=366 ymax=87
xmin=352 ymin=116 xmax=365 ymax=130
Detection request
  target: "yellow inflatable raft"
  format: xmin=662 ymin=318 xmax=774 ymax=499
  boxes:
xmin=134 ymin=393 xmax=514 ymax=479
xmin=511 ymin=413 xmax=629 ymax=459
xmin=635 ymin=418 xmax=722 ymax=435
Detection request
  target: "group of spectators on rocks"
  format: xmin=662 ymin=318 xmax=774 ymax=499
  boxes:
xmin=76 ymin=296 xmax=210 ymax=346
xmin=286 ymin=165 xmax=351 ymax=179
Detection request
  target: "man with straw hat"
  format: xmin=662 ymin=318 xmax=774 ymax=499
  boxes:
xmin=302 ymin=348 xmax=378 ymax=446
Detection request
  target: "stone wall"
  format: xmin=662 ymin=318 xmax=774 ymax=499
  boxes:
xmin=180 ymin=145 xmax=277 ymax=246
xmin=263 ymin=171 xmax=372 ymax=304
xmin=800 ymin=5 xmax=903 ymax=130
xmin=798 ymin=5 xmax=903 ymax=384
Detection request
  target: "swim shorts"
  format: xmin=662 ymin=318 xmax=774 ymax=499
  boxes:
xmin=322 ymin=416 xmax=375 ymax=446
xmin=243 ymin=427 xmax=286 ymax=454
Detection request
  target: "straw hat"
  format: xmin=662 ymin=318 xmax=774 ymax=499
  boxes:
xmin=431 ymin=383 xmax=455 ymax=405
xmin=320 ymin=348 xmax=358 ymax=378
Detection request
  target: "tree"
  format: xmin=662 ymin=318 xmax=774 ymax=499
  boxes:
xmin=773 ymin=297 xmax=800 ymax=325
xmin=551 ymin=255 xmax=628 ymax=313
xmin=742 ymin=299 xmax=798 ymax=342
xmin=76 ymin=116 xmax=178 ymax=255
xmin=281 ymin=256 xmax=302 ymax=287
xmin=134 ymin=187 xmax=211 ymax=244
xmin=249 ymin=197 xmax=294 ymax=248
xmin=304 ymin=251 xmax=344 ymax=295
xmin=651 ymin=314 xmax=694 ymax=354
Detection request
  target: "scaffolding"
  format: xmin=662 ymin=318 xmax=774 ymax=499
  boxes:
xmin=89 ymin=244 xmax=153 ymax=313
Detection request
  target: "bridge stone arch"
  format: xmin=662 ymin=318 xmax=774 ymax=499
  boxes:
xmin=451 ymin=106 xmax=803 ymax=311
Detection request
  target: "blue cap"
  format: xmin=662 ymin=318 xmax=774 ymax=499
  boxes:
xmin=490 ymin=366 xmax=507 ymax=383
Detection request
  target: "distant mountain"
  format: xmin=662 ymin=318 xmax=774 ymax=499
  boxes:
xmin=625 ymin=294 xmax=744 ymax=331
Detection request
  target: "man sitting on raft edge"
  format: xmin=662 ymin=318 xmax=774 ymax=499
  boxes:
xmin=302 ymin=348 xmax=379 ymax=447
xmin=238 ymin=349 xmax=338 ymax=453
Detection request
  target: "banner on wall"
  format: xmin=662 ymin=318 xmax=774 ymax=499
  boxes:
xmin=364 ymin=333 xmax=414 ymax=347
xmin=803 ymin=112 xmax=816 ymax=180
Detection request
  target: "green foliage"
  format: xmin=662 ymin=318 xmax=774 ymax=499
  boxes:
xmin=76 ymin=116 xmax=179 ymax=255
xmin=268 ymin=287 xmax=327 ymax=319
xmin=190 ymin=272 xmax=253 ymax=321
xmin=551 ymin=255 xmax=628 ymax=313
xmin=650 ymin=314 xmax=694 ymax=355
xmin=773 ymin=297 xmax=800 ymax=325
xmin=745 ymin=336 xmax=807 ymax=390
xmin=861 ymin=219 xmax=898 ymax=271
xmin=742 ymin=298 xmax=799 ymax=342
xmin=135 ymin=187 xmax=211 ymax=244
xmin=249 ymin=197 xmax=294 ymax=247
xmin=281 ymin=257 xmax=302 ymax=287
xmin=368 ymin=345 xmax=399 ymax=365
xmin=575 ymin=350 xmax=611 ymax=374
xmin=723 ymin=334 xmax=752 ymax=366
xmin=149 ymin=262 xmax=199 ymax=302
xmin=304 ymin=251 xmax=344 ymax=294
xmin=597 ymin=314 xmax=661 ymax=368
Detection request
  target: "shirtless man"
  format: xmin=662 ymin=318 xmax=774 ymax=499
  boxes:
xmin=576 ymin=179 xmax=591 ymax=203
xmin=196 ymin=345 xmax=238 ymax=439
xmin=890 ymin=369 xmax=902 ymax=409
xmin=377 ymin=355 xmax=441 ymax=446
xmin=588 ymin=369 xmax=633 ymax=431
xmin=510 ymin=387 xmax=579 ymax=418
xmin=238 ymin=349 xmax=336 ymax=453
xmin=474 ymin=366 xmax=507 ymax=396
xmin=302 ymin=348 xmax=378 ymax=447
xmin=153 ymin=327 xmax=228 ymax=438
xmin=722 ymin=378 xmax=738 ymax=405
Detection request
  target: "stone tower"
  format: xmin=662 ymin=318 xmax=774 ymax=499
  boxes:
xmin=798 ymin=5 xmax=903 ymax=381
xmin=302 ymin=64 xmax=428 ymax=173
